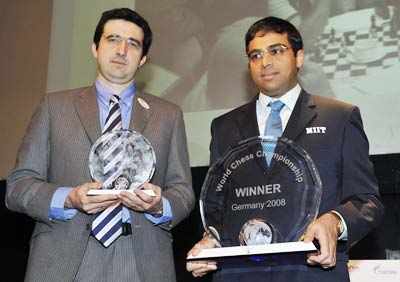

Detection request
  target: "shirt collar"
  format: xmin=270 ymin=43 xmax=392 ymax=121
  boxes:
xmin=258 ymin=84 xmax=301 ymax=111
xmin=95 ymin=79 xmax=136 ymax=109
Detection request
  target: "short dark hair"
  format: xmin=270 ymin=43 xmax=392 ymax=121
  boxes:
xmin=245 ymin=16 xmax=303 ymax=56
xmin=93 ymin=8 xmax=152 ymax=57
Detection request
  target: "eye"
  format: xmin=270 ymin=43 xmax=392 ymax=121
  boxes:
xmin=270 ymin=48 xmax=279 ymax=55
xmin=269 ymin=46 xmax=283 ymax=55
xmin=249 ymin=52 xmax=263 ymax=61
xmin=106 ymin=35 xmax=120 ymax=43
xmin=127 ymin=39 xmax=141 ymax=49
xmin=268 ymin=45 xmax=288 ymax=56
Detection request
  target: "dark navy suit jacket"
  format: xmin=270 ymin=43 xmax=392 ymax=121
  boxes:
xmin=209 ymin=90 xmax=383 ymax=282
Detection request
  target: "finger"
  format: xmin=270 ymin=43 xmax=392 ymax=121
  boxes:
xmin=308 ymin=231 xmax=333 ymax=266
xmin=118 ymin=191 xmax=140 ymax=203
xmin=118 ymin=192 xmax=148 ymax=211
xmin=83 ymin=200 xmax=120 ymax=214
xmin=320 ymin=230 xmax=337 ymax=266
xmin=188 ymin=261 xmax=217 ymax=276
xmin=321 ymin=240 xmax=336 ymax=267
xmin=307 ymin=253 xmax=319 ymax=265
xmin=86 ymin=206 xmax=107 ymax=214
xmin=188 ymin=237 xmax=218 ymax=257
xmin=141 ymin=182 xmax=159 ymax=192
xmin=136 ymin=183 xmax=161 ymax=200
xmin=187 ymin=261 xmax=206 ymax=272
xmin=198 ymin=263 xmax=217 ymax=272
xmin=144 ymin=184 xmax=162 ymax=197
xmin=307 ymin=243 xmax=327 ymax=265
xmin=318 ymin=235 xmax=329 ymax=261
xmin=134 ymin=189 xmax=157 ymax=203
xmin=305 ymin=230 xmax=322 ymax=264
xmin=80 ymin=182 xmax=102 ymax=191
xmin=193 ymin=267 xmax=216 ymax=277
xmin=188 ymin=246 xmax=203 ymax=257
xmin=86 ymin=194 xmax=119 ymax=204
xmin=303 ymin=227 xmax=316 ymax=243
xmin=193 ymin=270 xmax=207 ymax=278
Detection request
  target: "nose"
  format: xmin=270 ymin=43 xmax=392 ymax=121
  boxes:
xmin=261 ymin=53 xmax=272 ymax=68
xmin=116 ymin=40 xmax=128 ymax=57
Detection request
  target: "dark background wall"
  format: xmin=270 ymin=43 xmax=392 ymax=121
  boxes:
xmin=1 ymin=153 xmax=400 ymax=282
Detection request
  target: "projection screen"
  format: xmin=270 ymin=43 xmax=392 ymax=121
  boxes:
xmin=47 ymin=0 xmax=400 ymax=167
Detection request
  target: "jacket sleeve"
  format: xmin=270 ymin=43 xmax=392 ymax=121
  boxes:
xmin=161 ymin=109 xmax=195 ymax=229
xmin=6 ymin=95 xmax=57 ymax=226
xmin=334 ymin=106 xmax=384 ymax=249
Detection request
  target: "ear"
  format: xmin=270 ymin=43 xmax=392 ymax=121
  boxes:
xmin=138 ymin=55 xmax=147 ymax=68
xmin=295 ymin=49 xmax=304 ymax=69
xmin=91 ymin=43 xmax=98 ymax=59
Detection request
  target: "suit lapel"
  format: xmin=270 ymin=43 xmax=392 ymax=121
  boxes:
xmin=236 ymin=99 xmax=259 ymax=140
xmin=283 ymin=90 xmax=316 ymax=141
xmin=234 ymin=98 xmax=270 ymax=170
xmin=74 ymin=86 xmax=101 ymax=144
xmin=130 ymin=92 xmax=152 ymax=133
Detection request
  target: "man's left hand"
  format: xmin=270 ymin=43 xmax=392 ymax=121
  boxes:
xmin=118 ymin=182 xmax=163 ymax=214
xmin=303 ymin=212 xmax=341 ymax=269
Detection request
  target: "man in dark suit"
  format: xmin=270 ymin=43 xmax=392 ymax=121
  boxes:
xmin=6 ymin=8 xmax=194 ymax=282
xmin=187 ymin=16 xmax=383 ymax=281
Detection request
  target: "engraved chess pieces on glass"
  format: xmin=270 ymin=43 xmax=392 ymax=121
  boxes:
xmin=88 ymin=130 xmax=156 ymax=195
xmin=197 ymin=136 xmax=322 ymax=259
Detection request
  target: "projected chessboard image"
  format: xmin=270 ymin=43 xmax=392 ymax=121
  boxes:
xmin=311 ymin=23 xmax=400 ymax=80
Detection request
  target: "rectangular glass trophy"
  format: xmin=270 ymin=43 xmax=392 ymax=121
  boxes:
xmin=188 ymin=136 xmax=322 ymax=265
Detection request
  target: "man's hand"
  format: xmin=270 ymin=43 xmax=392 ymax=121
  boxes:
xmin=65 ymin=182 xmax=119 ymax=214
xmin=303 ymin=212 xmax=341 ymax=269
xmin=186 ymin=235 xmax=218 ymax=277
xmin=118 ymin=182 xmax=163 ymax=213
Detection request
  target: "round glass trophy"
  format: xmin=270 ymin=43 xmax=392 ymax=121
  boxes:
xmin=200 ymin=136 xmax=322 ymax=247
xmin=88 ymin=129 xmax=156 ymax=194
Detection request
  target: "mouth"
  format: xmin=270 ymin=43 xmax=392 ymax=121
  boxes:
xmin=111 ymin=59 xmax=127 ymax=66
xmin=260 ymin=71 xmax=279 ymax=80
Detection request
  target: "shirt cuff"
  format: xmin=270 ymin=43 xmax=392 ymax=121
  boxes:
xmin=145 ymin=197 xmax=172 ymax=225
xmin=49 ymin=187 xmax=78 ymax=221
xmin=330 ymin=210 xmax=348 ymax=240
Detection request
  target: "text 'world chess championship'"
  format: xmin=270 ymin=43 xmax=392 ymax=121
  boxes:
xmin=311 ymin=11 xmax=400 ymax=80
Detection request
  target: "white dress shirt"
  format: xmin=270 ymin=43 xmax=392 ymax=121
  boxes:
xmin=256 ymin=84 xmax=301 ymax=136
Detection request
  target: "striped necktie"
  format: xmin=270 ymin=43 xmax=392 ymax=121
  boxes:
xmin=263 ymin=100 xmax=285 ymax=165
xmin=92 ymin=94 xmax=124 ymax=247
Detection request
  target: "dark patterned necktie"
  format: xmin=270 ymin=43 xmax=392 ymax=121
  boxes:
xmin=92 ymin=95 xmax=124 ymax=247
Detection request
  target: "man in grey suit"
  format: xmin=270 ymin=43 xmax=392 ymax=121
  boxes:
xmin=6 ymin=8 xmax=194 ymax=282
xmin=186 ymin=16 xmax=383 ymax=281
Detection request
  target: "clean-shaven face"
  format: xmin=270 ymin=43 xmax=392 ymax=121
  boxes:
xmin=92 ymin=19 xmax=147 ymax=87
xmin=247 ymin=31 xmax=304 ymax=97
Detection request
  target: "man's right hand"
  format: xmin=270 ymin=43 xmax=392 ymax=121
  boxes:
xmin=65 ymin=182 xmax=119 ymax=214
xmin=186 ymin=235 xmax=219 ymax=277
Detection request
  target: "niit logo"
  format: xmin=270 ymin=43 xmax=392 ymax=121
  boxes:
xmin=306 ymin=127 xmax=326 ymax=134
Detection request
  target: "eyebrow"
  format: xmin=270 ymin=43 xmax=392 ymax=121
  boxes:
xmin=248 ymin=43 xmax=287 ymax=53
xmin=105 ymin=34 xmax=119 ymax=39
xmin=104 ymin=34 xmax=142 ymax=47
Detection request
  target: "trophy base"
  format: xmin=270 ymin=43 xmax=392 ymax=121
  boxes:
xmin=87 ymin=189 xmax=156 ymax=196
xmin=187 ymin=241 xmax=317 ymax=261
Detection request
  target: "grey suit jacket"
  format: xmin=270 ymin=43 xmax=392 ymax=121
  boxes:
xmin=209 ymin=90 xmax=383 ymax=282
xmin=6 ymin=86 xmax=195 ymax=282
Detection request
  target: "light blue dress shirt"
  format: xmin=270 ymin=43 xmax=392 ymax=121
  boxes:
xmin=49 ymin=80 xmax=172 ymax=225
